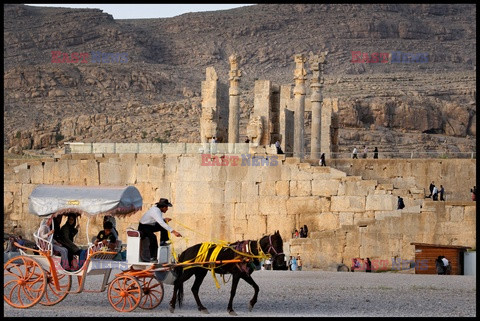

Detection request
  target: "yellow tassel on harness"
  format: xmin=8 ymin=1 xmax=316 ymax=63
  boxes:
xmin=183 ymin=242 xmax=225 ymax=289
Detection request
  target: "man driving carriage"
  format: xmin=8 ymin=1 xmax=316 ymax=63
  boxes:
xmin=138 ymin=198 xmax=182 ymax=262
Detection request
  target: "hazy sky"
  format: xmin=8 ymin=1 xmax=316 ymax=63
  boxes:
xmin=26 ymin=4 xmax=255 ymax=19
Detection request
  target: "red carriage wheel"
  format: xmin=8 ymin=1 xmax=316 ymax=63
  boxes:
xmin=137 ymin=275 xmax=164 ymax=309
xmin=40 ymin=271 xmax=71 ymax=306
xmin=108 ymin=275 xmax=142 ymax=312
xmin=3 ymin=256 xmax=47 ymax=308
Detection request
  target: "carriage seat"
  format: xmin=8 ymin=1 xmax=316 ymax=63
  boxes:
xmin=126 ymin=229 xmax=150 ymax=263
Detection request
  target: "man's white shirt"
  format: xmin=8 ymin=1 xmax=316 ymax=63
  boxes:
xmin=139 ymin=206 xmax=173 ymax=232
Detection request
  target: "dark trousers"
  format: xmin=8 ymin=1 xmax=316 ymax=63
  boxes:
xmin=138 ymin=223 xmax=168 ymax=259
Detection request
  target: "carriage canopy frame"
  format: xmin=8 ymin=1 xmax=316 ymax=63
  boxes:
xmin=28 ymin=184 xmax=143 ymax=218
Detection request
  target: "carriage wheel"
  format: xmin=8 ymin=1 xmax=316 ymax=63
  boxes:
xmin=4 ymin=256 xmax=47 ymax=308
xmin=40 ymin=271 xmax=71 ymax=306
xmin=108 ymin=275 xmax=142 ymax=312
xmin=137 ymin=275 xmax=164 ymax=309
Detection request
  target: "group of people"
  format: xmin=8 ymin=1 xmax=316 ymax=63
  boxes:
xmin=351 ymin=257 xmax=372 ymax=272
xmin=435 ymin=256 xmax=451 ymax=275
xmin=32 ymin=197 xmax=182 ymax=270
xmin=352 ymin=146 xmax=379 ymax=159
xmin=36 ymin=213 xmax=120 ymax=271
xmin=426 ymin=181 xmax=445 ymax=201
xmin=293 ymin=225 xmax=309 ymax=238
xmin=287 ymin=255 xmax=303 ymax=271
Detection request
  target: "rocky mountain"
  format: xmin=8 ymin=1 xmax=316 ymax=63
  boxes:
xmin=3 ymin=3 xmax=476 ymax=155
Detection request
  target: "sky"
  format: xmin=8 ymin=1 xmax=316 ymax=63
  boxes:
xmin=26 ymin=4 xmax=255 ymax=19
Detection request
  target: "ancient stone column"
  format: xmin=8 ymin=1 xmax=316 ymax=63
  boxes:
xmin=293 ymin=54 xmax=307 ymax=159
xmin=309 ymin=52 xmax=327 ymax=159
xmin=228 ymin=54 xmax=241 ymax=148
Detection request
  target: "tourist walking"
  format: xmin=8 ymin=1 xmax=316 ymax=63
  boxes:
xmin=362 ymin=145 xmax=368 ymax=158
xmin=320 ymin=153 xmax=326 ymax=166
xmin=352 ymin=147 xmax=358 ymax=159
xmin=290 ymin=256 xmax=297 ymax=271
xmin=373 ymin=147 xmax=378 ymax=159
xmin=365 ymin=258 xmax=372 ymax=272
xmin=297 ymin=255 xmax=303 ymax=271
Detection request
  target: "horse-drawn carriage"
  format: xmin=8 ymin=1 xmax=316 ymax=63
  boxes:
xmin=4 ymin=184 xmax=286 ymax=314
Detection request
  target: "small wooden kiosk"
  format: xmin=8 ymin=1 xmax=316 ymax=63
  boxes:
xmin=410 ymin=242 xmax=472 ymax=275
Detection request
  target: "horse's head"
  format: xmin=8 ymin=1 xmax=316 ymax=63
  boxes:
xmin=260 ymin=230 xmax=286 ymax=269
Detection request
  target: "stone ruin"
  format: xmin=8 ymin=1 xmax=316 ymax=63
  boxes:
xmin=200 ymin=52 xmax=336 ymax=159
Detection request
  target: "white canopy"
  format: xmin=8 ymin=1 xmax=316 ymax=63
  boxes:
xmin=28 ymin=184 xmax=143 ymax=217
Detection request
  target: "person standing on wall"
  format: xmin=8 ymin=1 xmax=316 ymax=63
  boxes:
xmin=275 ymin=140 xmax=284 ymax=154
xmin=439 ymin=185 xmax=445 ymax=201
xmin=427 ymin=181 xmax=435 ymax=198
xmin=138 ymin=198 xmax=182 ymax=262
xmin=352 ymin=147 xmax=358 ymax=159
xmin=432 ymin=185 xmax=438 ymax=201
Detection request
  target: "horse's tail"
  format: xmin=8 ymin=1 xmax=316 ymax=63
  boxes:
xmin=174 ymin=266 xmax=184 ymax=308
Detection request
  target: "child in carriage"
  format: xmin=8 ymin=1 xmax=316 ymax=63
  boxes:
xmin=94 ymin=221 xmax=117 ymax=251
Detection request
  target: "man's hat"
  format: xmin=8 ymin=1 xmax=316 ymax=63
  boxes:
xmin=156 ymin=198 xmax=173 ymax=207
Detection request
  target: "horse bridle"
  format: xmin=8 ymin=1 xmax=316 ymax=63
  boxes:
xmin=262 ymin=234 xmax=284 ymax=260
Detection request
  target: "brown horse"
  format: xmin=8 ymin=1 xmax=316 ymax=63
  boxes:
xmin=169 ymin=230 xmax=286 ymax=315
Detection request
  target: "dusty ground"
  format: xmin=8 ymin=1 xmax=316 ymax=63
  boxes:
xmin=3 ymin=269 xmax=476 ymax=317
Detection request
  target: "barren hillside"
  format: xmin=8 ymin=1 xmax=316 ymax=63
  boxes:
xmin=3 ymin=4 xmax=476 ymax=154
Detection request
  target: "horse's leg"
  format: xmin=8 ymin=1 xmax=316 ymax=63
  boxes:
xmin=191 ymin=268 xmax=209 ymax=313
xmin=169 ymin=268 xmax=193 ymax=313
xmin=227 ymin=273 xmax=241 ymax=315
xmin=241 ymin=274 xmax=260 ymax=312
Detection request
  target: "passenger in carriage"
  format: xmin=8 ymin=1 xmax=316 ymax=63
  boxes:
xmin=94 ymin=221 xmax=117 ymax=251
xmin=103 ymin=215 xmax=119 ymax=240
xmin=58 ymin=213 xmax=86 ymax=271
xmin=37 ymin=216 xmax=70 ymax=269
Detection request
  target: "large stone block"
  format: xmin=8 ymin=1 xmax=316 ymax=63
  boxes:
xmin=365 ymin=194 xmax=395 ymax=211
xmin=246 ymin=213 xmax=267 ymax=237
xmin=391 ymin=176 xmax=416 ymax=189
xmin=99 ymin=162 xmax=123 ymax=185
xmin=311 ymin=179 xmax=340 ymax=196
xmin=30 ymin=163 xmax=44 ymax=184
xmin=290 ymin=166 xmax=314 ymax=181
xmin=138 ymin=143 xmax=162 ymax=154
xmin=258 ymin=196 xmax=288 ymax=215
xmin=286 ymin=197 xmax=328 ymax=215
xmin=446 ymin=206 xmax=464 ymax=222
xmin=315 ymin=212 xmax=339 ymax=231
xmin=241 ymin=181 xmax=259 ymax=202
xmin=331 ymin=196 xmax=366 ymax=212
xmin=290 ymin=180 xmax=312 ymax=197
xmin=234 ymin=203 xmax=247 ymax=220
xmin=339 ymin=179 xmax=377 ymax=196
xmin=275 ymin=180 xmax=290 ymax=196
xmin=225 ymin=181 xmax=241 ymax=203
xmin=259 ymin=181 xmax=276 ymax=196
xmin=339 ymin=212 xmax=354 ymax=226
xmin=4 ymin=191 xmax=14 ymax=215
xmin=225 ymin=163 xmax=248 ymax=181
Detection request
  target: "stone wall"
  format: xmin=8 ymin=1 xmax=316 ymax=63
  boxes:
xmin=3 ymin=154 xmax=475 ymax=269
